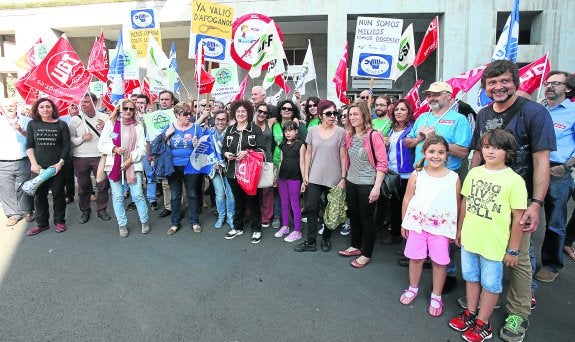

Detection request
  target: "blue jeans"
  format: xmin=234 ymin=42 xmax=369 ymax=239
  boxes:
xmin=541 ymin=172 xmax=574 ymax=272
xmin=212 ymin=172 xmax=234 ymax=228
xmin=461 ymin=247 xmax=504 ymax=294
xmin=167 ymin=166 xmax=200 ymax=227
xmin=109 ymin=172 xmax=149 ymax=227
xmin=143 ymin=157 xmax=156 ymax=203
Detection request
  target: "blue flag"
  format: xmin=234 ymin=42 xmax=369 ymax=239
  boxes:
xmin=185 ymin=126 xmax=221 ymax=178
xmin=109 ymin=32 xmax=125 ymax=106
xmin=169 ymin=41 xmax=180 ymax=93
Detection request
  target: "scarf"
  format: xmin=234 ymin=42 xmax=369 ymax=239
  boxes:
xmin=108 ymin=119 xmax=137 ymax=184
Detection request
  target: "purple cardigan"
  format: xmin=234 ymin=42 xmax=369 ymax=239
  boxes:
xmin=344 ymin=128 xmax=388 ymax=173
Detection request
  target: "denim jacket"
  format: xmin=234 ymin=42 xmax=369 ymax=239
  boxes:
xmin=388 ymin=123 xmax=415 ymax=174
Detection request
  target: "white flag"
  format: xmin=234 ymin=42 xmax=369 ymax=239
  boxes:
xmin=262 ymin=58 xmax=285 ymax=90
xmin=295 ymin=41 xmax=317 ymax=94
xmin=249 ymin=20 xmax=286 ymax=78
xmin=390 ymin=24 xmax=415 ymax=80
xmin=146 ymin=34 xmax=173 ymax=90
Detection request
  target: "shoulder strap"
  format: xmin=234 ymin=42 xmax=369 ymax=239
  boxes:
xmin=368 ymin=130 xmax=377 ymax=163
xmin=83 ymin=117 xmax=100 ymax=137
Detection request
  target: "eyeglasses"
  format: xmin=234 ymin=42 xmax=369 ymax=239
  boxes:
xmin=308 ymin=103 xmax=317 ymax=108
xmin=281 ymin=107 xmax=293 ymax=112
xmin=359 ymin=96 xmax=369 ymax=100
xmin=257 ymin=109 xmax=269 ymax=115
xmin=543 ymin=81 xmax=567 ymax=87
xmin=323 ymin=111 xmax=339 ymax=117
xmin=122 ymin=107 xmax=135 ymax=112
xmin=180 ymin=112 xmax=191 ymax=117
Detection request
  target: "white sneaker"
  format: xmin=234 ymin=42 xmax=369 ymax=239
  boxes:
xmin=251 ymin=231 xmax=262 ymax=244
xmin=340 ymin=221 xmax=351 ymax=236
xmin=318 ymin=224 xmax=324 ymax=235
xmin=284 ymin=231 xmax=302 ymax=242
xmin=225 ymin=229 xmax=243 ymax=240
xmin=274 ymin=226 xmax=290 ymax=238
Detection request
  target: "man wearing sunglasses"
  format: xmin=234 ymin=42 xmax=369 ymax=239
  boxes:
xmin=68 ymin=93 xmax=111 ymax=224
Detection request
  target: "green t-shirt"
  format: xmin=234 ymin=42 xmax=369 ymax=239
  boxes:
xmin=460 ymin=166 xmax=527 ymax=261
xmin=372 ymin=117 xmax=391 ymax=136
xmin=307 ymin=117 xmax=320 ymax=128
xmin=144 ymin=108 xmax=176 ymax=141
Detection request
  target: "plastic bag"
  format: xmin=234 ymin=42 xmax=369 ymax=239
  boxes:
xmin=235 ymin=149 xmax=264 ymax=195
xmin=324 ymin=186 xmax=347 ymax=230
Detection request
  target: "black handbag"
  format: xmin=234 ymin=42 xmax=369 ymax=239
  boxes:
xmin=369 ymin=131 xmax=402 ymax=199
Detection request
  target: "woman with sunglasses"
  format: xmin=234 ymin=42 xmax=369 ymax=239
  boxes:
xmin=304 ymin=96 xmax=321 ymax=128
xmin=98 ymin=99 xmax=149 ymax=237
xmin=162 ymin=102 xmax=203 ymax=235
xmin=338 ymin=101 xmax=388 ymax=268
xmin=254 ymin=102 xmax=276 ymax=228
xmin=295 ymin=100 xmax=347 ymax=253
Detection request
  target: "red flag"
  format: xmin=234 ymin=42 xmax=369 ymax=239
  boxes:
xmin=446 ymin=64 xmax=488 ymax=93
xmin=332 ymin=42 xmax=349 ymax=105
xmin=87 ymin=30 xmax=109 ymax=83
xmin=101 ymin=79 xmax=142 ymax=112
xmin=24 ymin=36 xmax=91 ymax=104
xmin=142 ymin=78 xmax=158 ymax=104
xmin=232 ymin=74 xmax=249 ymax=101
xmin=403 ymin=80 xmax=424 ymax=112
xmin=518 ymin=54 xmax=550 ymax=95
xmin=194 ymin=42 xmax=215 ymax=95
xmin=413 ymin=16 xmax=439 ymax=68
xmin=413 ymin=99 xmax=430 ymax=119
xmin=274 ymin=74 xmax=291 ymax=94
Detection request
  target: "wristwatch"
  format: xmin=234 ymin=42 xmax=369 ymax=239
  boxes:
xmin=506 ymin=249 xmax=520 ymax=256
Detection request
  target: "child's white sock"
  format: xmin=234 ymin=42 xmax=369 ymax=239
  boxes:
xmin=404 ymin=286 xmax=419 ymax=299
xmin=430 ymin=293 xmax=442 ymax=308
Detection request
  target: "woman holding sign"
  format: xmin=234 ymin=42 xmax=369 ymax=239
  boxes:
xmin=221 ymin=100 xmax=266 ymax=244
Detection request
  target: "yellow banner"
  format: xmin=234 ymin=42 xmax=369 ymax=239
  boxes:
xmin=129 ymin=28 xmax=162 ymax=58
xmin=191 ymin=0 xmax=234 ymax=39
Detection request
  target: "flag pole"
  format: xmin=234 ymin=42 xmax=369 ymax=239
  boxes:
xmin=368 ymin=78 xmax=374 ymax=109
xmin=120 ymin=103 xmax=125 ymax=185
xmin=536 ymin=52 xmax=549 ymax=101
xmin=435 ymin=15 xmax=441 ymax=81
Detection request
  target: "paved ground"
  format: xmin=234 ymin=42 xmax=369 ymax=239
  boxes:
xmin=0 ymin=195 xmax=574 ymax=342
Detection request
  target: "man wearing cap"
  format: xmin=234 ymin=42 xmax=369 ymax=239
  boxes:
xmin=405 ymin=81 xmax=472 ymax=173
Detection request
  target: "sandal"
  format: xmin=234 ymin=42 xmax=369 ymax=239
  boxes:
xmin=6 ymin=216 xmax=22 ymax=227
xmin=428 ymin=298 xmax=444 ymax=317
xmin=26 ymin=225 xmax=49 ymax=236
xmin=167 ymin=226 xmax=179 ymax=235
xmin=338 ymin=248 xmax=362 ymax=257
xmin=564 ymin=245 xmax=575 ymax=262
xmin=55 ymin=223 xmax=66 ymax=233
xmin=400 ymin=289 xmax=418 ymax=305
xmin=192 ymin=224 xmax=202 ymax=233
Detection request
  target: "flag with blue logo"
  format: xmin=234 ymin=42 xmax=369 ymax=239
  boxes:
xmin=185 ymin=125 xmax=221 ymax=178
xmin=478 ymin=0 xmax=520 ymax=107
xmin=109 ymin=31 xmax=125 ymax=106
xmin=169 ymin=41 xmax=180 ymax=94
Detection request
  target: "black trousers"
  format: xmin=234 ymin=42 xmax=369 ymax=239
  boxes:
xmin=228 ymin=177 xmax=262 ymax=232
xmin=305 ymin=183 xmax=332 ymax=244
xmin=346 ymin=181 xmax=377 ymax=258
xmin=34 ymin=169 xmax=67 ymax=227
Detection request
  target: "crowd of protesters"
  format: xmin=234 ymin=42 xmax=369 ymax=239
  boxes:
xmin=1 ymin=60 xmax=574 ymax=342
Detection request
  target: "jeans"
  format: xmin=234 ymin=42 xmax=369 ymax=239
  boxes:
xmin=228 ymin=177 xmax=262 ymax=232
xmin=167 ymin=166 xmax=200 ymax=227
xmin=278 ymin=179 xmax=302 ymax=231
xmin=34 ymin=168 xmax=66 ymax=227
xmin=143 ymin=157 xmax=156 ymax=203
xmin=0 ymin=158 xmax=33 ymax=218
xmin=346 ymin=181 xmax=377 ymax=258
xmin=541 ymin=172 xmax=574 ymax=272
xmin=109 ymin=172 xmax=149 ymax=227
xmin=212 ymin=172 xmax=235 ymax=228
xmin=564 ymin=190 xmax=575 ymax=247
xmin=304 ymin=183 xmax=332 ymax=244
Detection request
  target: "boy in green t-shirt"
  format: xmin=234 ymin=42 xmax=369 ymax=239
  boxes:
xmin=450 ymin=129 xmax=527 ymax=342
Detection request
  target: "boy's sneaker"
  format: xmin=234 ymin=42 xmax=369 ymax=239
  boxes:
xmin=340 ymin=221 xmax=351 ymax=235
xmin=499 ymin=314 xmax=528 ymax=342
xmin=225 ymin=229 xmax=243 ymax=240
xmin=462 ymin=318 xmax=492 ymax=342
xmin=284 ymin=231 xmax=302 ymax=242
xmin=274 ymin=226 xmax=290 ymax=238
xmin=251 ymin=232 xmax=262 ymax=244
xmin=449 ymin=310 xmax=477 ymax=332
xmin=261 ymin=222 xmax=270 ymax=228
xmin=272 ymin=218 xmax=280 ymax=229
xmin=214 ymin=217 xmax=225 ymax=229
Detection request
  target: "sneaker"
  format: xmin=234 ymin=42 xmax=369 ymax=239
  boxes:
xmin=272 ymin=218 xmax=280 ymax=229
xmin=141 ymin=222 xmax=150 ymax=234
xmin=274 ymin=226 xmax=290 ymax=238
xmin=449 ymin=310 xmax=477 ymax=332
xmin=225 ymin=229 xmax=243 ymax=240
xmin=301 ymin=216 xmax=308 ymax=223
xmin=534 ymin=268 xmax=558 ymax=282
xmin=126 ymin=202 xmax=137 ymax=211
xmin=150 ymin=201 xmax=159 ymax=210
xmin=340 ymin=221 xmax=351 ymax=235
xmin=499 ymin=314 xmax=528 ymax=342
xmin=284 ymin=231 xmax=302 ymax=242
xmin=214 ymin=217 xmax=225 ymax=229
xmin=294 ymin=241 xmax=317 ymax=252
xmin=462 ymin=318 xmax=492 ymax=342
xmin=318 ymin=224 xmax=324 ymax=235
xmin=262 ymin=222 xmax=270 ymax=228
xmin=457 ymin=296 xmax=501 ymax=310
xmin=531 ymin=293 xmax=536 ymax=310
xmin=119 ymin=226 xmax=129 ymax=238
xmin=251 ymin=232 xmax=262 ymax=244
